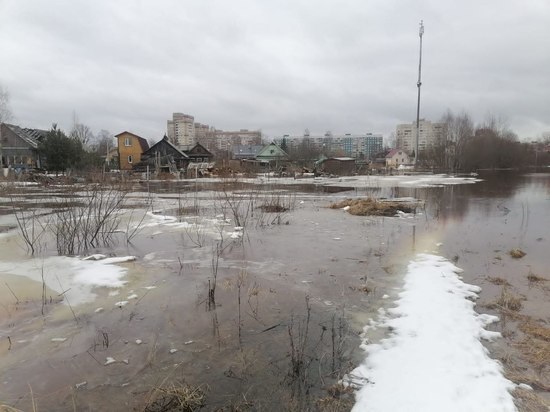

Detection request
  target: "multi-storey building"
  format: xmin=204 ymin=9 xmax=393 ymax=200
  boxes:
xmin=277 ymin=132 xmax=383 ymax=159
xmin=396 ymin=119 xmax=444 ymax=155
xmin=167 ymin=113 xmax=195 ymax=149
xmin=166 ymin=112 xmax=261 ymax=154
xmin=214 ymin=129 xmax=262 ymax=153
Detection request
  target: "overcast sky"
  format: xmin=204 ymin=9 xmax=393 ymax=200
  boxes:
xmin=1 ymin=0 xmax=548 ymax=142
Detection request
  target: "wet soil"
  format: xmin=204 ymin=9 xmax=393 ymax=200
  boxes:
xmin=0 ymin=171 xmax=548 ymax=411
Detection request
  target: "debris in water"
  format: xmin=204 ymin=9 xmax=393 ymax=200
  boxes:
xmin=115 ymin=301 xmax=129 ymax=307
xmin=94 ymin=307 xmax=104 ymax=313
xmin=127 ymin=294 xmax=138 ymax=300
xmin=82 ymin=254 xmax=107 ymax=261
xmin=184 ymin=340 xmax=194 ymax=345
xmin=75 ymin=381 xmax=87 ymax=389
xmin=169 ymin=348 xmax=178 ymax=354
xmin=509 ymin=249 xmax=526 ymax=259
xmin=331 ymin=198 xmax=416 ymax=216
xmin=102 ymin=256 xmax=137 ymax=264
xmin=51 ymin=338 xmax=67 ymax=342
xmin=104 ymin=357 xmax=116 ymax=365
xmin=135 ymin=339 xmax=143 ymax=345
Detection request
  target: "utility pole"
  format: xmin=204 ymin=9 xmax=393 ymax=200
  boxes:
xmin=414 ymin=20 xmax=424 ymax=167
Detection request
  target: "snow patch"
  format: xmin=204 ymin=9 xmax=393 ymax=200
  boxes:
xmin=350 ymin=254 xmax=516 ymax=412
xmin=0 ymin=255 xmax=133 ymax=306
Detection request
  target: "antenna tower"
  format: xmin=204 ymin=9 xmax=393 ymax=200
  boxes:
xmin=414 ymin=20 xmax=424 ymax=167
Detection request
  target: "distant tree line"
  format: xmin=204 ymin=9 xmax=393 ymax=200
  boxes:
xmin=420 ymin=110 xmax=549 ymax=172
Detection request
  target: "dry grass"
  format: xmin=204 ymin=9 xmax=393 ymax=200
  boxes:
xmin=486 ymin=287 xmax=524 ymax=312
xmin=144 ymin=381 xmax=207 ymax=412
xmin=527 ymin=272 xmax=548 ymax=283
xmin=486 ymin=276 xmax=511 ymax=286
xmin=258 ymin=204 xmax=288 ymax=213
xmin=503 ymin=320 xmax=550 ymax=394
xmin=520 ymin=321 xmax=550 ymax=342
xmin=349 ymin=285 xmax=371 ymax=293
xmin=509 ymin=249 xmax=526 ymax=259
xmin=512 ymin=387 xmax=550 ymax=412
xmin=0 ymin=406 xmax=26 ymax=412
xmin=315 ymin=384 xmax=355 ymax=412
xmin=516 ymin=337 xmax=550 ymax=372
xmin=330 ymin=198 xmax=415 ymax=217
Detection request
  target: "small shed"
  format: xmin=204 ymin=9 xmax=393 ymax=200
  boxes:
xmin=316 ymin=157 xmax=356 ymax=176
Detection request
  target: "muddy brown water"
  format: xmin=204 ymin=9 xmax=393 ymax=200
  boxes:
xmin=0 ymin=171 xmax=548 ymax=411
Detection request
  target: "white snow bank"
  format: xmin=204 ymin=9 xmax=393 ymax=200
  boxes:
xmin=0 ymin=255 xmax=134 ymax=305
xmin=350 ymin=254 xmax=516 ymax=412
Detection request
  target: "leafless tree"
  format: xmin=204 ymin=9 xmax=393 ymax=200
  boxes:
xmin=0 ymin=84 xmax=14 ymax=123
xmin=439 ymin=110 xmax=474 ymax=171
xmin=95 ymin=129 xmax=115 ymax=155
xmin=70 ymin=112 xmax=94 ymax=146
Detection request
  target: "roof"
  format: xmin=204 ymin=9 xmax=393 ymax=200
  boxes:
xmin=143 ymin=135 xmax=189 ymax=159
xmin=233 ymin=145 xmax=264 ymax=158
xmin=330 ymin=157 xmax=355 ymax=161
xmin=256 ymin=143 xmax=289 ymax=160
xmin=184 ymin=142 xmax=213 ymax=157
xmin=385 ymin=149 xmax=409 ymax=158
xmin=115 ymin=131 xmax=150 ymax=152
xmin=2 ymin=123 xmax=48 ymax=149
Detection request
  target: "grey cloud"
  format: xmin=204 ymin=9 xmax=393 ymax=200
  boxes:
xmin=0 ymin=0 xmax=548 ymax=141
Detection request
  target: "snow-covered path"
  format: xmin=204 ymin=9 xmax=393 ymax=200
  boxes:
xmin=350 ymin=254 xmax=517 ymax=412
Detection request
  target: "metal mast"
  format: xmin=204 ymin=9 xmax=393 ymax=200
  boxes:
xmin=414 ymin=20 xmax=424 ymax=167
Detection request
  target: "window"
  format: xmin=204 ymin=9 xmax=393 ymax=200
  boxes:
xmin=128 ymin=155 xmax=133 ymax=164
xmin=124 ymin=137 xmax=131 ymax=146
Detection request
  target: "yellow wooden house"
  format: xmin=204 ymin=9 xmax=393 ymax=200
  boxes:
xmin=115 ymin=131 xmax=150 ymax=170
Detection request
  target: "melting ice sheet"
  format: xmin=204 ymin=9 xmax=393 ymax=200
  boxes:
xmin=350 ymin=254 xmax=517 ymax=412
xmin=0 ymin=255 xmax=134 ymax=305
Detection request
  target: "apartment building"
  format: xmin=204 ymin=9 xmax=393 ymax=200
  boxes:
xmin=167 ymin=113 xmax=195 ymax=149
xmin=166 ymin=112 xmax=261 ymax=154
xmin=278 ymin=132 xmax=383 ymax=159
xmin=396 ymin=119 xmax=444 ymax=154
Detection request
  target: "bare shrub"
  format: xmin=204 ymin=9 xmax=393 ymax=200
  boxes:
xmin=527 ymin=271 xmax=547 ymax=283
xmin=11 ymin=205 xmax=48 ymax=255
xmin=486 ymin=287 xmax=523 ymax=312
xmin=486 ymin=276 xmax=511 ymax=286
xmin=53 ymin=184 xmax=127 ymax=255
xmin=257 ymin=191 xmax=296 ymax=226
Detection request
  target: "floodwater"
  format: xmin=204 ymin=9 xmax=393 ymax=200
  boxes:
xmin=0 ymin=171 xmax=548 ymax=411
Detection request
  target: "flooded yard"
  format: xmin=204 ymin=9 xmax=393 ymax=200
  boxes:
xmin=0 ymin=172 xmax=548 ymax=411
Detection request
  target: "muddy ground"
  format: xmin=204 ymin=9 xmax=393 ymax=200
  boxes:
xmin=0 ymin=172 xmax=548 ymax=411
